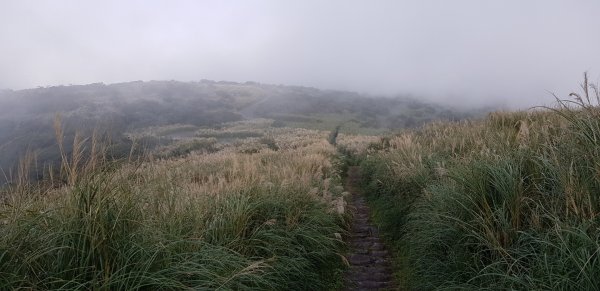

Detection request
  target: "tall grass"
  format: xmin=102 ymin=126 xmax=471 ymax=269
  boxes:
xmin=350 ymin=75 xmax=600 ymax=290
xmin=0 ymin=125 xmax=348 ymax=289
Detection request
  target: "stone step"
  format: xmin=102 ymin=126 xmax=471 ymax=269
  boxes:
xmin=350 ymin=271 xmax=393 ymax=282
xmin=349 ymin=241 xmax=373 ymax=249
xmin=346 ymin=254 xmax=373 ymax=265
xmin=354 ymin=280 xmax=392 ymax=289
xmin=370 ymin=250 xmax=389 ymax=257
xmin=369 ymin=242 xmax=385 ymax=251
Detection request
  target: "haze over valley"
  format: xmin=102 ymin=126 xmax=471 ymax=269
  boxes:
xmin=0 ymin=80 xmax=477 ymax=181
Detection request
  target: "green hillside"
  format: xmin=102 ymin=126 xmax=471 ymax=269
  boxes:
xmin=339 ymin=77 xmax=600 ymax=289
xmin=0 ymin=80 xmax=476 ymax=185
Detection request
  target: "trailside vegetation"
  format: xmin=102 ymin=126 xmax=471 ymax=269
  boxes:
xmin=0 ymin=124 xmax=348 ymax=290
xmin=343 ymin=76 xmax=600 ymax=290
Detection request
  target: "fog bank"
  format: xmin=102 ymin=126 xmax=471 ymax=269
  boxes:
xmin=1 ymin=0 xmax=599 ymax=108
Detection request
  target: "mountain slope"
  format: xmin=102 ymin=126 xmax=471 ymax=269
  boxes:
xmin=0 ymin=80 xmax=479 ymax=182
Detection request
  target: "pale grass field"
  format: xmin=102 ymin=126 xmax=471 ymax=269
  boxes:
xmin=0 ymin=121 xmax=349 ymax=289
xmin=336 ymin=133 xmax=381 ymax=156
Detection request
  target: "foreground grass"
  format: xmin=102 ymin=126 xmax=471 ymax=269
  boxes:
xmin=0 ymin=130 xmax=348 ymax=290
xmin=341 ymin=79 xmax=600 ymax=290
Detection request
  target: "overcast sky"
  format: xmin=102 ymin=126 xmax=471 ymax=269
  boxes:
xmin=1 ymin=0 xmax=599 ymax=108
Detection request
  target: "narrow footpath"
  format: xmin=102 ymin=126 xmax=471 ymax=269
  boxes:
xmin=344 ymin=167 xmax=397 ymax=290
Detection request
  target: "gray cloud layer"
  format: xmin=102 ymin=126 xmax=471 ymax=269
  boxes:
xmin=1 ymin=0 xmax=599 ymax=108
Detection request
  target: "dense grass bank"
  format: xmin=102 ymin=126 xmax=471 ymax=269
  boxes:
xmin=0 ymin=130 xmax=348 ymax=290
xmin=341 ymin=81 xmax=600 ymax=290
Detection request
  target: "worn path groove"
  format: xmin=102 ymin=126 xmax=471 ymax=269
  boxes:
xmin=343 ymin=166 xmax=397 ymax=291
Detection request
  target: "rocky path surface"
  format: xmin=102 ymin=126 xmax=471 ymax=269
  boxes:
xmin=344 ymin=167 xmax=397 ymax=290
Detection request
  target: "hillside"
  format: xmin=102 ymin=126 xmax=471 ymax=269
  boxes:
xmin=2 ymin=77 xmax=598 ymax=289
xmin=0 ymin=80 xmax=476 ymax=184
xmin=0 ymin=79 xmax=485 ymax=289
xmin=339 ymin=78 xmax=600 ymax=289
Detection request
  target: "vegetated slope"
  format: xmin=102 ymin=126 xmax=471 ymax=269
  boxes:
xmin=0 ymin=126 xmax=349 ymax=290
xmin=339 ymin=80 xmax=600 ymax=289
xmin=0 ymin=80 xmax=478 ymax=183
xmin=0 ymin=80 xmax=247 ymax=179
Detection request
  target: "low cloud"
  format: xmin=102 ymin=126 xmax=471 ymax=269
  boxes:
xmin=1 ymin=0 xmax=599 ymax=108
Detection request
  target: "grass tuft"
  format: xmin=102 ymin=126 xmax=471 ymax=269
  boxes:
xmin=345 ymin=75 xmax=600 ymax=290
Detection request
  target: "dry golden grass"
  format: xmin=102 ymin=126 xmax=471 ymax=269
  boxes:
xmin=0 ymin=119 xmax=349 ymax=290
xmin=336 ymin=134 xmax=381 ymax=155
xmin=7 ymin=122 xmax=346 ymax=214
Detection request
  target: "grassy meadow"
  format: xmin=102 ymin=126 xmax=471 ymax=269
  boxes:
xmin=3 ymin=78 xmax=598 ymax=290
xmin=342 ymin=78 xmax=600 ymax=290
xmin=0 ymin=120 xmax=349 ymax=290
xmin=0 ymin=80 xmax=470 ymax=181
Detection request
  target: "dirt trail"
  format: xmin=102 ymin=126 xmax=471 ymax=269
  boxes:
xmin=344 ymin=166 xmax=397 ymax=290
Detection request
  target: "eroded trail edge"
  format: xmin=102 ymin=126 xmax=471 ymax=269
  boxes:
xmin=343 ymin=166 xmax=396 ymax=290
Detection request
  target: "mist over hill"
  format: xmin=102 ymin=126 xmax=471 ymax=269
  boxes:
xmin=0 ymin=80 xmax=484 ymax=183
